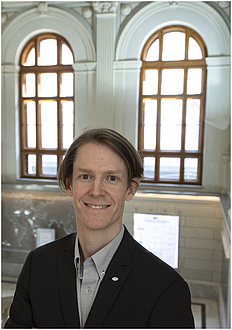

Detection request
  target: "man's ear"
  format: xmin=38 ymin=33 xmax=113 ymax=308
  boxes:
xmin=125 ymin=178 xmax=139 ymax=201
xmin=65 ymin=178 xmax=73 ymax=197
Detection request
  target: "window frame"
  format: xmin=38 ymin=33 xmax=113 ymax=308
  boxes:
xmin=138 ymin=25 xmax=207 ymax=185
xmin=19 ymin=33 xmax=75 ymax=180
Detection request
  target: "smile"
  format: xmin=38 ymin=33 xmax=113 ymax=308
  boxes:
xmin=85 ymin=203 xmax=110 ymax=209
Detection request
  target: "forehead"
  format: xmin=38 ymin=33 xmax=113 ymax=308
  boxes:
xmin=74 ymin=142 xmax=127 ymax=171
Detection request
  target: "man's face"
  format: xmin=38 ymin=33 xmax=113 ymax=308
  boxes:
xmin=66 ymin=142 xmax=138 ymax=234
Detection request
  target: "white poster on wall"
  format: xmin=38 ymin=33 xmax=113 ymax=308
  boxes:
xmin=133 ymin=213 xmax=179 ymax=268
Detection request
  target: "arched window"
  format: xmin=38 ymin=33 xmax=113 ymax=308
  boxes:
xmin=20 ymin=33 xmax=74 ymax=180
xmin=139 ymin=26 xmax=207 ymax=185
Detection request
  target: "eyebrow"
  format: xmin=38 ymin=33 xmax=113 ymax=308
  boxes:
xmin=76 ymin=168 xmax=123 ymax=175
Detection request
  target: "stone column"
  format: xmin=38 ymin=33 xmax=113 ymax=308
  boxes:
xmin=92 ymin=1 xmax=118 ymax=127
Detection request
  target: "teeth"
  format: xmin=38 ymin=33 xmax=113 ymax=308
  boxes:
xmin=86 ymin=204 xmax=108 ymax=209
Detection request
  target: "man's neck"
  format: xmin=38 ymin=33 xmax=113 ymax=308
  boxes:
xmin=77 ymin=224 xmax=122 ymax=261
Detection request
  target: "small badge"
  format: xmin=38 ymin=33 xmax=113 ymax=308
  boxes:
xmin=112 ymin=276 xmax=119 ymax=282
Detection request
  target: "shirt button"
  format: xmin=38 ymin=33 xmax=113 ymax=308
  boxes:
xmin=86 ymin=287 xmax=91 ymax=294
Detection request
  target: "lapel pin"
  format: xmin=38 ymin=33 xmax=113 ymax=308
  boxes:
xmin=112 ymin=276 xmax=119 ymax=282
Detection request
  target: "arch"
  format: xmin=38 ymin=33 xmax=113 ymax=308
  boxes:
xmin=2 ymin=5 xmax=96 ymax=65
xmin=116 ymin=1 xmax=230 ymax=60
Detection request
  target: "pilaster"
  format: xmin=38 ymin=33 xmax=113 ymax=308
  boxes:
xmin=93 ymin=2 xmax=118 ymax=128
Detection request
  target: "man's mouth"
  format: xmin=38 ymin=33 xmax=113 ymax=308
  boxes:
xmin=84 ymin=203 xmax=110 ymax=209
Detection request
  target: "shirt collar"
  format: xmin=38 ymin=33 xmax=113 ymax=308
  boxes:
xmin=74 ymin=226 xmax=124 ymax=279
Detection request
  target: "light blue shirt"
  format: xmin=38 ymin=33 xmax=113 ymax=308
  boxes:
xmin=74 ymin=226 xmax=124 ymax=327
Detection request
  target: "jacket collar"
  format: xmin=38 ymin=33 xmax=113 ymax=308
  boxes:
xmin=58 ymin=233 xmax=80 ymax=328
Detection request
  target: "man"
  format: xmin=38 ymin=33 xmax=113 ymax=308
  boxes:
xmin=5 ymin=128 xmax=195 ymax=328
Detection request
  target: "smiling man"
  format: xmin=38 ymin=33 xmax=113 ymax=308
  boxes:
xmin=5 ymin=128 xmax=195 ymax=329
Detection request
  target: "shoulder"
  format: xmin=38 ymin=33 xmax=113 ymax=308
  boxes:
xmin=30 ymin=232 xmax=76 ymax=258
xmin=123 ymin=227 xmax=183 ymax=282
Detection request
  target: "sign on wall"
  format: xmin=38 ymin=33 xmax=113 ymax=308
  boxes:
xmin=133 ymin=213 xmax=179 ymax=268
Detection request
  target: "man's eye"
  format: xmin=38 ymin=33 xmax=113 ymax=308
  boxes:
xmin=109 ymin=176 xmax=117 ymax=181
xmin=81 ymin=174 xmax=90 ymax=180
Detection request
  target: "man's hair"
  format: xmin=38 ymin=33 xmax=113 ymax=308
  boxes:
xmin=57 ymin=128 xmax=143 ymax=191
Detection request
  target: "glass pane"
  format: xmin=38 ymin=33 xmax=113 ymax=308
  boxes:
xmin=143 ymin=157 xmax=155 ymax=179
xmin=161 ymin=69 xmax=184 ymax=95
xmin=160 ymin=99 xmax=182 ymax=150
xmin=41 ymin=101 xmax=57 ymax=149
xmin=184 ymin=158 xmax=198 ymax=181
xmin=62 ymin=101 xmax=74 ymax=149
xmin=186 ymin=99 xmax=200 ymax=125
xmin=185 ymin=99 xmax=200 ymax=151
xmin=144 ymin=99 xmax=157 ymax=150
xmin=23 ymin=47 xmax=35 ymax=66
xmin=185 ymin=126 xmax=199 ymax=151
xmin=42 ymin=155 xmax=57 ymax=175
xmin=38 ymin=39 xmax=57 ymax=66
xmin=27 ymin=154 xmax=36 ymax=174
xmin=38 ymin=73 xmax=57 ymax=97
xmin=188 ymin=37 xmax=202 ymax=59
xmin=187 ymin=69 xmax=202 ymax=94
xmin=142 ymin=70 xmax=158 ymax=95
xmin=61 ymin=44 xmax=74 ymax=64
xmin=26 ymin=101 xmax=36 ymax=148
xmin=60 ymin=73 xmax=74 ymax=97
xmin=160 ymin=157 xmax=180 ymax=180
xmin=162 ymin=32 xmax=185 ymax=61
xmin=145 ymin=39 xmax=159 ymax=61
xmin=22 ymin=73 xmax=36 ymax=97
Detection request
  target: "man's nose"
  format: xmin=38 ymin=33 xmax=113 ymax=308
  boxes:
xmin=89 ymin=178 xmax=106 ymax=196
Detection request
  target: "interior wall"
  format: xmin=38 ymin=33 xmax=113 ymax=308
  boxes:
xmin=1 ymin=1 xmax=231 ymax=195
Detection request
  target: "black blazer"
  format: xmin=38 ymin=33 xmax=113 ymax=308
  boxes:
xmin=5 ymin=227 xmax=194 ymax=328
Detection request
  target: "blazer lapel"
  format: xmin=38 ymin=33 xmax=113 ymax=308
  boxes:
xmin=58 ymin=233 xmax=80 ymax=328
xmin=85 ymin=228 xmax=135 ymax=328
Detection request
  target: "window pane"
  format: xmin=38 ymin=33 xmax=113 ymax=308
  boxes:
xmin=26 ymin=101 xmax=36 ymax=148
xmin=61 ymin=44 xmax=74 ymax=64
xmin=187 ymin=69 xmax=202 ymax=94
xmin=143 ymin=70 xmax=158 ymax=95
xmin=23 ymin=47 xmax=35 ymax=66
xmin=62 ymin=101 xmax=74 ymax=149
xmin=184 ymin=158 xmax=198 ymax=181
xmin=22 ymin=73 xmax=36 ymax=97
xmin=60 ymin=73 xmax=74 ymax=97
xmin=160 ymin=157 xmax=180 ymax=180
xmin=162 ymin=32 xmax=185 ymax=61
xmin=27 ymin=154 xmax=36 ymax=174
xmin=38 ymin=39 xmax=57 ymax=66
xmin=143 ymin=99 xmax=157 ymax=150
xmin=143 ymin=157 xmax=155 ymax=179
xmin=38 ymin=73 xmax=57 ymax=97
xmin=188 ymin=37 xmax=202 ymax=60
xmin=161 ymin=69 xmax=184 ymax=95
xmin=160 ymin=99 xmax=182 ymax=150
xmin=186 ymin=99 xmax=200 ymax=125
xmin=145 ymin=39 xmax=159 ymax=61
xmin=41 ymin=101 xmax=57 ymax=149
xmin=185 ymin=99 xmax=200 ymax=151
xmin=42 ymin=155 xmax=57 ymax=175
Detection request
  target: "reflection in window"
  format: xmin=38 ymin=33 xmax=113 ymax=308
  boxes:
xmin=143 ymin=157 xmax=155 ymax=179
xmin=20 ymin=33 xmax=74 ymax=179
xmin=139 ymin=26 xmax=207 ymax=185
xmin=184 ymin=158 xmax=198 ymax=181
xmin=160 ymin=157 xmax=180 ymax=180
